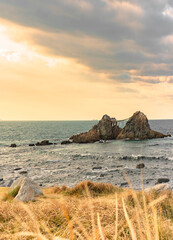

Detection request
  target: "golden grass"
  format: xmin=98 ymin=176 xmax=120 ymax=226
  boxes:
xmin=0 ymin=181 xmax=172 ymax=240
xmin=46 ymin=181 xmax=122 ymax=197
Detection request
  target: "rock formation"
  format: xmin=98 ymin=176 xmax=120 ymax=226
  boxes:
xmin=10 ymin=177 xmax=42 ymax=202
xmin=67 ymin=111 xmax=170 ymax=143
xmin=70 ymin=114 xmax=121 ymax=143
xmin=117 ymin=111 xmax=168 ymax=140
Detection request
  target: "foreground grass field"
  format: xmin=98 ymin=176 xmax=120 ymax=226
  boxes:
xmin=0 ymin=181 xmax=173 ymax=240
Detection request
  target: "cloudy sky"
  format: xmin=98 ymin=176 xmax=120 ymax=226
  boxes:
xmin=0 ymin=0 xmax=173 ymax=120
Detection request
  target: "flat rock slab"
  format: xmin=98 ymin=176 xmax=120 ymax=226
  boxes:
xmin=144 ymin=183 xmax=171 ymax=193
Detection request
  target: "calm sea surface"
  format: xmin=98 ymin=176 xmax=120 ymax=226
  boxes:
xmin=0 ymin=120 xmax=173 ymax=190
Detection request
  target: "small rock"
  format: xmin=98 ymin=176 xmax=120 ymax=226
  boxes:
xmin=36 ymin=140 xmax=53 ymax=146
xmin=10 ymin=144 xmax=17 ymax=148
xmin=29 ymin=144 xmax=35 ymax=147
xmin=136 ymin=163 xmax=145 ymax=169
xmin=61 ymin=140 xmax=72 ymax=145
xmin=0 ymin=178 xmax=3 ymax=182
xmin=155 ymin=178 xmax=170 ymax=184
xmin=92 ymin=166 xmax=102 ymax=170
xmin=7 ymin=180 xmax=14 ymax=187
xmin=100 ymin=174 xmax=105 ymax=177
xmin=76 ymin=167 xmax=81 ymax=170
xmin=14 ymin=168 xmax=22 ymax=171
xmin=19 ymin=171 xmax=28 ymax=175
xmin=120 ymin=182 xmax=128 ymax=187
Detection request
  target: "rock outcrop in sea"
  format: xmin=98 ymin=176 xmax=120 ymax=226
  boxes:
xmin=117 ymin=111 xmax=167 ymax=140
xmin=70 ymin=114 xmax=121 ymax=143
xmin=67 ymin=111 xmax=170 ymax=143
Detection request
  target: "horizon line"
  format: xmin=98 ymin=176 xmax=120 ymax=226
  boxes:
xmin=1 ymin=118 xmax=173 ymax=121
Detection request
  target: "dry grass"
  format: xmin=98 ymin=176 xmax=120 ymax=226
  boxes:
xmin=46 ymin=181 xmax=122 ymax=197
xmin=0 ymin=181 xmax=172 ymax=240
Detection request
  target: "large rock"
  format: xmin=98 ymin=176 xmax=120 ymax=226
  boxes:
xmin=10 ymin=177 xmax=42 ymax=202
xmin=144 ymin=183 xmax=171 ymax=193
xmin=117 ymin=111 xmax=168 ymax=140
xmin=67 ymin=111 xmax=170 ymax=143
xmin=70 ymin=114 xmax=121 ymax=143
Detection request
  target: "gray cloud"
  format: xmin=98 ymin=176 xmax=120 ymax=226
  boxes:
xmin=1 ymin=0 xmax=173 ymax=82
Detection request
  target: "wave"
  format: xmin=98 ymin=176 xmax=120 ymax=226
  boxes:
xmin=119 ymin=155 xmax=169 ymax=161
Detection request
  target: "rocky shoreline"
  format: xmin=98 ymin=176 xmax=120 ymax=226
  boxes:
xmin=1 ymin=177 xmax=172 ymax=202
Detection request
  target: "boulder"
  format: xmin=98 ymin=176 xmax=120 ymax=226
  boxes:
xmin=36 ymin=140 xmax=53 ymax=146
xmin=10 ymin=177 xmax=42 ymax=202
xmin=144 ymin=183 xmax=171 ymax=193
xmin=136 ymin=163 xmax=145 ymax=169
xmin=70 ymin=114 xmax=121 ymax=143
xmin=117 ymin=111 xmax=168 ymax=140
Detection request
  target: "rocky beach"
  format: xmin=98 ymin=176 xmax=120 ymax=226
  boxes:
xmin=0 ymin=112 xmax=172 ymax=191
xmin=0 ymin=113 xmax=173 ymax=239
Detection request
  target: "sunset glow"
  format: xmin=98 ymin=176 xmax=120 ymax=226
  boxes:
xmin=0 ymin=1 xmax=173 ymax=120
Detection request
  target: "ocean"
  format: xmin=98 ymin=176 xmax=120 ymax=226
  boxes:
xmin=0 ymin=120 xmax=173 ymax=190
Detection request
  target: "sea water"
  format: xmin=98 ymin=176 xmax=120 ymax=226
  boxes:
xmin=0 ymin=120 xmax=173 ymax=190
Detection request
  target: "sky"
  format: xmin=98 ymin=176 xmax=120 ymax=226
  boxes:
xmin=0 ymin=0 xmax=173 ymax=120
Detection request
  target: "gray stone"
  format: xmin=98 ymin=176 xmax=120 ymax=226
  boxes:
xmin=7 ymin=180 xmax=13 ymax=187
xmin=144 ymin=183 xmax=171 ymax=193
xmin=10 ymin=177 xmax=42 ymax=202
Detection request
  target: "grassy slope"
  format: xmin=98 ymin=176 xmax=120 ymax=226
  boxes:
xmin=0 ymin=181 xmax=173 ymax=240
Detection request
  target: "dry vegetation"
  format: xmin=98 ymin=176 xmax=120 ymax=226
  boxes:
xmin=0 ymin=181 xmax=173 ymax=240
